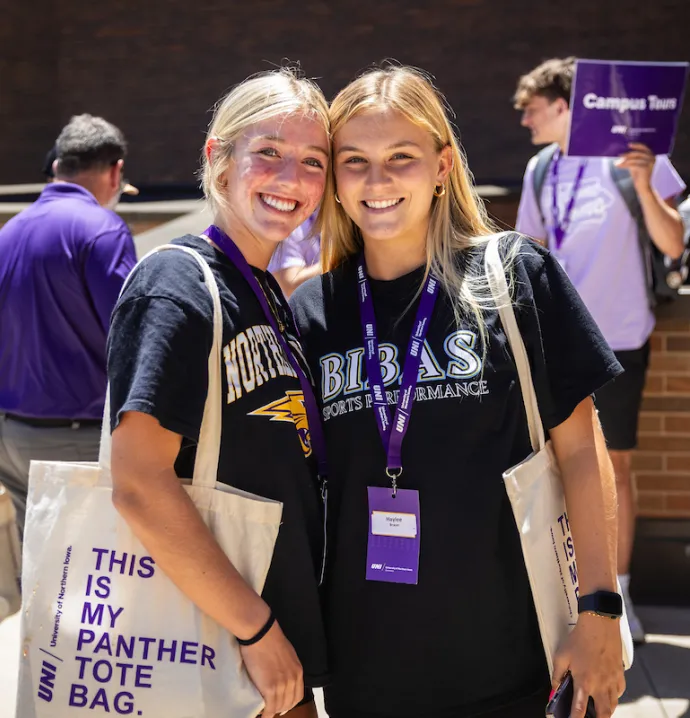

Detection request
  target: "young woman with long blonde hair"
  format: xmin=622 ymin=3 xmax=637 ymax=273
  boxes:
xmin=107 ymin=69 xmax=331 ymax=718
xmin=290 ymin=66 xmax=626 ymax=718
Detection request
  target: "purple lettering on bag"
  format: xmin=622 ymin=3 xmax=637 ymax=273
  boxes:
xmin=81 ymin=601 xmax=104 ymax=626
xmin=75 ymin=655 xmax=92 ymax=679
xmin=137 ymin=555 xmax=156 ymax=579
xmin=91 ymin=687 xmax=110 ymax=711
xmin=115 ymin=662 xmax=134 ymax=686
xmin=201 ymin=644 xmax=216 ymax=670
xmin=37 ymin=659 xmax=57 ymax=702
xmin=138 ymin=636 xmax=156 ymax=660
xmin=77 ymin=628 xmax=95 ymax=651
xmin=92 ymin=547 xmax=109 ymax=571
xmin=94 ymin=631 xmax=112 ymax=655
xmin=116 ymin=635 xmax=135 ymax=659
xmin=134 ymin=664 xmax=153 ymax=689
xmin=114 ymin=691 xmax=136 ymax=714
xmin=109 ymin=552 xmax=128 ymax=574
xmin=93 ymin=659 xmax=113 ymax=683
xmin=69 ymin=684 xmax=88 ymax=707
xmin=180 ymin=641 xmax=199 ymax=664
xmin=108 ymin=605 xmax=124 ymax=629
xmin=157 ymin=639 xmax=177 ymax=662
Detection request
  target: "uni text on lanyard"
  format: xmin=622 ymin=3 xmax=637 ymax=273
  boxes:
xmin=203 ymin=225 xmax=328 ymax=484
xmin=551 ymin=149 xmax=588 ymax=251
xmin=357 ymin=256 xmax=440 ymax=496
xmin=358 ymin=255 xmax=439 ymax=586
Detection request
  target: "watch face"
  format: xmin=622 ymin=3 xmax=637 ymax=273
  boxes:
xmin=580 ymin=591 xmax=623 ymax=617
xmin=598 ymin=591 xmax=624 ymax=617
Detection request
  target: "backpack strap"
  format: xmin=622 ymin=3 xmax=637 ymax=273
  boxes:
xmin=532 ymin=143 xmax=560 ymax=238
xmin=609 ymin=162 xmax=657 ymax=308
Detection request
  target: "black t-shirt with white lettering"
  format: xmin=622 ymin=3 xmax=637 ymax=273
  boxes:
xmin=289 ymin=234 xmax=621 ymax=717
xmin=107 ymin=234 xmax=328 ymax=686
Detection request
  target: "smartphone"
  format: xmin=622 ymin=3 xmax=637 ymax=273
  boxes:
xmin=545 ymin=673 xmax=597 ymax=718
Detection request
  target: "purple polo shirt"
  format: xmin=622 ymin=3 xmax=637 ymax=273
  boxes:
xmin=0 ymin=183 xmax=136 ymax=419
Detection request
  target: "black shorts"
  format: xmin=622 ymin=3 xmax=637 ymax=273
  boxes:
xmin=595 ymin=341 xmax=650 ymax=451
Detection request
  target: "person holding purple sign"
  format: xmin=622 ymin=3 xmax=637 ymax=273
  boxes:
xmin=291 ymin=65 xmax=626 ymax=718
xmin=514 ymin=57 xmax=686 ymax=643
xmin=106 ymin=70 xmax=331 ymax=718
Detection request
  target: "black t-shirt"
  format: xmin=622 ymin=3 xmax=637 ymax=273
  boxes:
xmin=289 ymin=234 xmax=622 ymax=717
xmin=107 ymin=234 xmax=328 ymax=686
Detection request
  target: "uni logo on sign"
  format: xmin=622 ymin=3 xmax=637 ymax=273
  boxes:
xmin=370 ymin=563 xmax=384 ymax=570
xmin=611 ymin=125 xmax=627 ymax=134
xmin=37 ymin=659 xmax=57 ymax=702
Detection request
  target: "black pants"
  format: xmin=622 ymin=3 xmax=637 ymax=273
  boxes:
xmin=325 ymin=686 xmax=550 ymax=718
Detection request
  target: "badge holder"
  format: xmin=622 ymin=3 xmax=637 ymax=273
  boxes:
xmin=366 ymin=468 xmax=421 ymax=585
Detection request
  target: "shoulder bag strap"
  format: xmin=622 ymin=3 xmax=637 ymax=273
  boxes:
xmin=99 ymin=244 xmax=222 ymax=491
xmin=484 ymin=235 xmax=546 ymax=453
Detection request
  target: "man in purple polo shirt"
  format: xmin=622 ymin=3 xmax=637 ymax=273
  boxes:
xmin=0 ymin=114 xmax=136 ymax=537
xmin=513 ymin=58 xmax=686 ymax=642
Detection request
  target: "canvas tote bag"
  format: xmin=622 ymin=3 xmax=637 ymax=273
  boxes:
xmin=16 ymin=244 xmax=283 ymax=718
xmin=484 ymin=234 xmax=634 ymax=676
xmin=0 ymin=482 xmax=21 ymax=621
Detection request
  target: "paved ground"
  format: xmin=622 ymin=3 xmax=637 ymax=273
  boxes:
xmin=1 ymin=606 xmax=687 ymax=718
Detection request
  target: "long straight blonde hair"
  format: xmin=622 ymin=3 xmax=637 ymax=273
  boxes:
xmin=323 ymin=66 xmax=514 ymax=344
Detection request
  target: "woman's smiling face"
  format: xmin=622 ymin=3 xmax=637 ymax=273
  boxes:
xmin=220 ymin=112 xmax=329 ymax=246
xmin=333 ymin=108 xmax=451 ymax=246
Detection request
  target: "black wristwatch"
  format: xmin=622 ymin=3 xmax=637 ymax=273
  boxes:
xmin=577 ymin=591 xmax=623 ymax=619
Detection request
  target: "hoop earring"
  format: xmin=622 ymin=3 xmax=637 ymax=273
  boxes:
xmin=335 ymin=193 xmax=341 ymax=204
xmin=434 ymin=184 xmax=446 ymax=198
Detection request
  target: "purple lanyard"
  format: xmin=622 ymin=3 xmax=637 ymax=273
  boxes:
xmin=551 ymin=149 xmax=587 ymax=250
xmin=204 ymin=225 xmax=328 ymax=481
xmin=357 ymin=256 xmax=440 ymax=495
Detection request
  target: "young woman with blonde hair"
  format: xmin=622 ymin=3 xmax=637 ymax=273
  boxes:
xmin=290 ymin=65 xmax=626 ymax=718
xmin=107 ymin=69 xmax=330 ymax=718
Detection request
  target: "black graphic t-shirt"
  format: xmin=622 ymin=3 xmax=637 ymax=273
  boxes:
xmin=107 ymin=234 xmax=328 ymax=686
xmin=289 ymin=235 xmax=622 ymax=716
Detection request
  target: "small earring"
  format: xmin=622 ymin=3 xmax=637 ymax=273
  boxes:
xmin=433 ymin=184 xmax=446 ymax=198
xmin=335 ymin=193 xmax=341 ymax=204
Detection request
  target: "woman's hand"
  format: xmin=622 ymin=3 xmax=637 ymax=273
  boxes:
xmin=241 ymin=620 xmax=304 ymax=718
xmin=552 ymin=613 xmax=626 ymax=718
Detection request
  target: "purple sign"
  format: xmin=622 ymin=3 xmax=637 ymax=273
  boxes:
xmin=366 ymin=487 xmax=420 ymax=585
xmin=567 ymin=59 xmax=689 ymax=157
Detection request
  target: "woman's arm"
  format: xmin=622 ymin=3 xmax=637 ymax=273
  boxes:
xmin=111 ymin=410 xmax=303 ymax=718
xmin=549 ymin=397 xmax=626 ymax=718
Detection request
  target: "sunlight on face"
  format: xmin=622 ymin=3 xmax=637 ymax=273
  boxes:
xmin=220 ymin=112 xmax=329 ymax=246
xmin=334 ymin=109 xmax=450 ymax=247
xmin=520 ymin=96 xmax=569 ymax=146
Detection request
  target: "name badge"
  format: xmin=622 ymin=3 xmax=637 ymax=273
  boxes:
xmin=366 ymin=487 xmax=421 ymax=585
xmin=371 ymin=510 xmax=417 ymax=538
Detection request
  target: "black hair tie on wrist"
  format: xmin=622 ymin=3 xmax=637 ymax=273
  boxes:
xmin=236 ymin=612 xmax=276 ymax=647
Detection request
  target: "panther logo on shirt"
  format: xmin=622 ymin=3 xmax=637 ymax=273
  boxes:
xmin=250 ymin=390 xmax=312 ymax=457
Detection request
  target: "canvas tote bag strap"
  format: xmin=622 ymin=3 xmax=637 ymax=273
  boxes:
xmin=484 ymin=235 xmax=546 ymax=453
xmin=98 ymin=244 xmax=223 ymax=491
